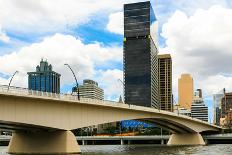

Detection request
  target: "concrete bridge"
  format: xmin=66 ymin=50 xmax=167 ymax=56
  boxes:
xmin=0 ymin=85 xmax=221 ymax=154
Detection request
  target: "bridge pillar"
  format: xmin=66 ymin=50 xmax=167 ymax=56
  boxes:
xmin=8 ymin=130 xmax=81 ymax=154
xmin=167 ymin=133 xmax=205 ymax=145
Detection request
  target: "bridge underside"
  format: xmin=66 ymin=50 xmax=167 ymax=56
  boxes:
xmin=3 ymin=118 xmax=209 ymax=154
xmin=0 ymin=120 xmax=57 ymax=132
xmin=138 ymin=118 xmax=196 ymax=133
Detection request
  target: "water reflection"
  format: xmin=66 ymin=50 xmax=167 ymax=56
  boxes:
xmin=1 ymin=145 xmax=232 ymax=155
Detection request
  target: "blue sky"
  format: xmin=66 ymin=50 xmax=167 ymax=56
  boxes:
xmin=1 ymin=0 xmax=232 ymax=123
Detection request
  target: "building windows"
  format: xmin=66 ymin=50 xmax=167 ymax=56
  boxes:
xmin=28 ymin=60 xmax=60 ymax=93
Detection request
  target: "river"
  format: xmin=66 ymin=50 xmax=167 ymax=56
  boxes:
xmin=1 ymin=145 xmax=232 ymax=155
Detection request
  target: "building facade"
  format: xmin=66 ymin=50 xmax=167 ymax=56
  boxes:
xmin=213 ymin=93 xmax=223 ymax=126
xmin=178 ymin=74 xmax=193 ymax=110
xmin=28 ymin=59 xmax=60 ymax=93
xmin=191 ymin=91 xmax=208 ymax=122
xmin=158 ymin=54 xmax=173 ymax=111
xmin=174 ymin=107 xmax=191 ymax=117
xmin=221 ymin=93 xmax=232 ymax=118
xmin=124 ymin=1 xmax=159 ymax=108
xmin=78 ymin=79 xmax=104 ymax=100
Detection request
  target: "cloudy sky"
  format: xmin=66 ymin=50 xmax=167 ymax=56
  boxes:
xmin=0 ymin=0 xmax=232 ymax=121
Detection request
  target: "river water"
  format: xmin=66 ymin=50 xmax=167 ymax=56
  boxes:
xmin=1 ymin=145 xmax=232 ymax=155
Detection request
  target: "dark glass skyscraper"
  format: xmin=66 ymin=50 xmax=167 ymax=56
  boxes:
xmin=124 ymin=1 xmax=159 ymax=108
xmin=28 ymin=59 xmax=61 ymax=93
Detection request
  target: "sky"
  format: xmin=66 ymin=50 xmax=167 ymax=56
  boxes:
xmin=1 ymin=0 xmax=232 ymax=123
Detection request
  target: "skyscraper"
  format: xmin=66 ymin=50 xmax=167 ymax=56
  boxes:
xmin=191 ymin=98 xmax=208 ymax=122
xmin=221 ymin=92 xmax=232 ymax=118
xmin=28 ymin=59 xmax=60 ymax=93
xmin=178 ymin=74 xmax=193 ymax=110
xmin=191 ymin=90 xmax=208 ymax=122
xmin=77 ymin=79 xmax=104 ymax=100
xmin=158 ymin=54 xmax=173 ymax=111
xmin=124 ymin=1 xmax=159 ymax=108
xmin=213 ymin=93 xmax=223 ymax=126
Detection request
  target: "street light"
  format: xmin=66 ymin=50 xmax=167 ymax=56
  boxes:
xmin=117 ymin=79 xmax=124 ymax=104
xmin=7 ymin=71 xmax=19 ymax=92
xmin=64 ymin=64 xmax=80 ymax=100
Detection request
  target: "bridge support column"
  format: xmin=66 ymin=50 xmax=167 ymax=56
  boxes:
xmin=167 ymin=133 xmax=205 ymax=145
xmin=8 ymin=130 xmax=81 ymax=154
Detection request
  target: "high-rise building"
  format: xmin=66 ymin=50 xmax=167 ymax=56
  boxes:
xmin=191 ymin=98 xmax=208 ymax=122
xmin=213 ymin=93 xmax=223 ymax=126
xmin=178 ymin=74 xmax=193 ymax=110
xmin=158 ymin=54 xmax=173 ymax=111
xmin=221 ymin=92 xmax=232 ymax=118
xmin=28 ymin=59 xmax=60 ymax=93
xmin=191 ymin=91 xmax=208 ymax=122
xmin=78 ymin=79 xmax=104 ymax=100
xmin=124 ymin=1 xmax=159 ymax=108
xmin=224 ymin=109 xmax=232 ymax=128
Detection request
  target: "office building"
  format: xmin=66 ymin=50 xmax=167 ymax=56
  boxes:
xmin=178 ymin=74 xmax=193 ymax=110
xmin=174 ymin=106 xmax=191 ymax=117
xmin=28 ymin=59 xmax=60 ymax=93
xmin=124 ymin=1 xmax=159 ymax=108
xmin=191 ymin=91 xmax=208 ymax=122
xmin=78 ymin=79 xmax=104 ymax=100
xmin=158 ymin=54 xmax=173 ymax=111
xmin=213 ymin=93 xmax=223 ymax=126
xmin=221 ymin=92 xmax=232 ymax=118
xmin=224 ymin=109 xmax=232 ymax=128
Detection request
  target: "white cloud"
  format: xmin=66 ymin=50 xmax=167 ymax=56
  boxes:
xmin=0 ymin=0 xmax=142 ymax=34
xmin=0 ymin=33 xmax=122 ymax=91
xmin=107 ymin=12 xmax=123 ymax=35
xmin=0 ymin=25 xmax=9 ymax=43
xmin=161 ymin=5 xmax=232 ymax=97
xmin=97 ymin=69 xmax=123 ymax=101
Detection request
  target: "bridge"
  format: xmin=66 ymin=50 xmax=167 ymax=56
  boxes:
xmin=0 ymin=85 xmax=221 ymax=154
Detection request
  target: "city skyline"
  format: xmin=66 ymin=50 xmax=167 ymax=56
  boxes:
xmin=0 ymin=0 xmax=232 ymax=122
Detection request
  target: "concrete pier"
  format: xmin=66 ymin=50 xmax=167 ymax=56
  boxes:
xmin=167 ymin=133 xmax=205 ymax=145
xmin=8 ymin=131 xmax=81 ymax=154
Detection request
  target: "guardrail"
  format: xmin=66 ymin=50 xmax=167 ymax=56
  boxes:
xmin=0 ymin=85 xmax=220 ymax=127
xmin=0 ymin=85 xmax=120 ymax=106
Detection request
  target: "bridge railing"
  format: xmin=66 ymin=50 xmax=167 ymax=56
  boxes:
xmin=0 ymin=85 xmax=123 ymax=107
xmin=0 ymin=85 xmax=218 ymax=126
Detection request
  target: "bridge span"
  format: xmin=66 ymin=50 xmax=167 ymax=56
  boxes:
xmin=0 ymin=85 xmax=221 ymax=154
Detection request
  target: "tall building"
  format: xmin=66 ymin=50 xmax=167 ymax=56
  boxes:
xmin=191 ymin=98 xmax=208 ymax=122
xmin=191 ymin=91 xmax=208 ymax=122
xmin=221 ymin=92 xmax=232 ymax=118
xmin=178 ymin=74 xmax=193 ymax=110
xmin=78 ymin=79 xmax=104 ymax=100
xmin=158 ymin=54 xmax=173 ymax=111
xmin=124 ymin=1 xmax=159 ymax=108
xmin=28 ymin=59 xmax=60 ymax=93
xmin=224 ymin=109 xmax=232 ymax=128
xmin=213 ymin=93 xmax=223 ymax=126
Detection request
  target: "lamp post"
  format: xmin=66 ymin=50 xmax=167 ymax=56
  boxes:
xmin=64 ymin=64 xmax=80 ymax=100
xmin=117 ymin=79 xmax=124 ymax=104
xmin=7 ymin=71 xmax=18 ymax=92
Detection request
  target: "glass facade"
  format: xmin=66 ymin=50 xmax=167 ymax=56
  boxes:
xmin=28 ymin=60 xmax=60 ymax=93
xmin=124 ymin=1 xmax=159 ymax=108
xmin=213 ymin=93 xmax=223 ymax=125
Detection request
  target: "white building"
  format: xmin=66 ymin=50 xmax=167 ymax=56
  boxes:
xmin=191 ymin=97 xmax=208 ymax=122
xmin=174 ymin=107 xmax=191 ymax=117
xmin=77 ymin=79 xmax=104 ymax=100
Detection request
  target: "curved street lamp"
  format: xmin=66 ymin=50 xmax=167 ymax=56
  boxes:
xmin=117 ymin=79 xmax=124 ymax=104
xmin=7 ymin=71 xmax=19 ymax=92
xmin=64 ymin=64 xmax=80 ymax=100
